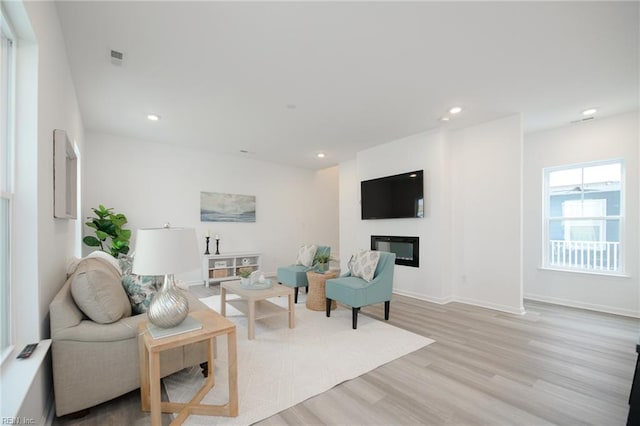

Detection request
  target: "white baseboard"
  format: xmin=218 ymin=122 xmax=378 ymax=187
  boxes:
xmin=393 ymin=289 xmax=525 ymax=315
xmin=524 ymin=293 xmax=640 ymax=318
xmin=454 ymin=296 xmax=526 ymax=316
xmin=393 ymin=289 xmax=454 ymax=305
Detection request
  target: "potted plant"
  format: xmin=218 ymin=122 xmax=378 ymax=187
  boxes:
xmin=83 ymin=205 xmax=131 ymax=257
xmin=314 ymin=253 xmax=332 ymax=273
xmin=238 ymin=269 xmax=252 ymax=286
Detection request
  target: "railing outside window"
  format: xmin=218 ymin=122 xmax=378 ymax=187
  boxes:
xmin=549 ymin=240 xmax=620 ymax=272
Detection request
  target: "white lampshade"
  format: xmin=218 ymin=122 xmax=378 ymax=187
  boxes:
xmin=132 ymin=227 xmax=200 ymax=275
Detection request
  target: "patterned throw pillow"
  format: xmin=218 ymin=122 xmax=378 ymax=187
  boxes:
xmin=349 ymin=250 xmax=381 ymax=282
xmin=121 ymin=274 xmax=163 ymax=314
xmin=117 ymin=253 xmax=134 ymax=276
xmin=296 ymin=244 xmax=317 ymax=267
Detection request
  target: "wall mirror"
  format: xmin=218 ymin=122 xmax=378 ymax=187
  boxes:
xmin=53 ymin=129 xmax=78 ymax=219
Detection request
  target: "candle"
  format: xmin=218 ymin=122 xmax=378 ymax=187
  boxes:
xmin=206 ymin=230 xmax=210 ymax=237
xmin=215 ymin=234 xmax=219 ymax=240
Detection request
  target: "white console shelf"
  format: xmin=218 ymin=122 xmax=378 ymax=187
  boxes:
xmin=202 ymin=252 xmax=261 ymax=287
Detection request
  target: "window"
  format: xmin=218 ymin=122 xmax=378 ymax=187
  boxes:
xmin=543 ymin=160 xmax=624 ymax=274
xmin=0 ymin=8 xmax=15 ymax=361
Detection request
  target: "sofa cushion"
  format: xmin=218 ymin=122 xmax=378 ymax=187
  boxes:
xmin=349 ymin=250 xmax=380 ymax=282
xmin=70 ymin=257 xmax=132 ymax=324
xmin=122 ymin=274 xmax=163 ymax=314
xmin=296 ymin=244 xmax=317 ymax=267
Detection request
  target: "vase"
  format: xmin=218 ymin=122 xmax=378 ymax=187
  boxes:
xmin=148 ymin=274 xmax=189 ymax=328
xmin=316 ymin=263 xmax=329 ymax=273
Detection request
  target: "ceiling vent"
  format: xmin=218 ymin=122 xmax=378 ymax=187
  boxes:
xmin=570 ymin=116 xmax=595 ymax=124
xmin=110 ymin=49 xmax=124 ymax=66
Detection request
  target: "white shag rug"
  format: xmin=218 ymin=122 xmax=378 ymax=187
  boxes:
xmin=163 ymin=293 xmax=434 ymax=425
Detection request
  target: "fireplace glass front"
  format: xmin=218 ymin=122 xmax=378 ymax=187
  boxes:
xmin=370 ymin=235 xmax=419 ymax=268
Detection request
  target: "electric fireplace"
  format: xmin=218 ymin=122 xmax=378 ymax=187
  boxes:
xmin=371 ymin=235 xmax=419 ymax=268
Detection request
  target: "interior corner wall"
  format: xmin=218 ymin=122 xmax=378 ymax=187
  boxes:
xmin=449 ymin=115 xmax=524 ymax=314
xmin=83 ymin=132 xmax=339 ymax=281
xmin=523 ymin=111 xmax=639 ymax=317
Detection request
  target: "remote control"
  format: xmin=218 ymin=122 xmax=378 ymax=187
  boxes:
xmin=17 ymin=343 xmax=38 ymax=359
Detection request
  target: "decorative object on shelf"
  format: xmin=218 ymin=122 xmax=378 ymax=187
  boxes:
xmin=242 ymin=258 xmax=249 ymax=265
xmin=215 ymin=235 xmax=220 ymax=255
xmin=83 ymin=204 xmax=131 ymax=257
xmin=132 ymin=224 xmax=199 ymax=328
xmin=204 ymin=236 xmax=210 ymax=255
xmin=200 ymin=191 xmax=256 ymax=222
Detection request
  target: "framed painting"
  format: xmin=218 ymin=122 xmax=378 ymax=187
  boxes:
xmin=200 ymin=191 xmax=256 ymax=222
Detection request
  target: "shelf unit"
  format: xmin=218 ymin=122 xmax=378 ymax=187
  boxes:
xmin=202 ymin=252 xmax=261 ymax=287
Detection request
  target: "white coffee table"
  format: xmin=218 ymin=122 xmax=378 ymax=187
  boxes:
xmin=220 ymin=280 xmax=295 ymax=340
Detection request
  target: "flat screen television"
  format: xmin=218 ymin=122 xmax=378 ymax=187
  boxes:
xmin=361 ymin=170 xmax=424 ymax=219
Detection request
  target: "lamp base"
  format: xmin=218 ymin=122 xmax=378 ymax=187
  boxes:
xmin=148 ymin=274 xmax=189 ymax=328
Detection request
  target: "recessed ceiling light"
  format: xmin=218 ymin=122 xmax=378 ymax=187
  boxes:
xmin=582 ymin=108 xmax=597 ymax=116
xmin=449 ymin=106 xmax=462 ymax=114
xmin=286 ymin=104 xmax=297 ymax=109
xmin=240 ymin=149 xmax=249 ymax=154
xmin=317 ymin=153 xmax=326 ymax=158
xmin=147 ymin=114 xmax=160 ymax=121
xmin=440 ymin=117 xmax=450 ymax=122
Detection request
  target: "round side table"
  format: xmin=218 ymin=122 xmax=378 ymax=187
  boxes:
xmin=306 ymin=270 xmax=339 ymax=311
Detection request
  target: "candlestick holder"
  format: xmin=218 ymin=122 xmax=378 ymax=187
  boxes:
xmin=215 ymin=238 xmax=220 ymax=255
xmin=204 ymin=236 xmax=210 ymax=255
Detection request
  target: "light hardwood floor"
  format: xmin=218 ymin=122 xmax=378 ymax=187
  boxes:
xmin=54 ymin=285 xmax=639 ymax=425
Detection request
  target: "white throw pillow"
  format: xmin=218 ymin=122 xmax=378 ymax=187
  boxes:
xmin=349 ymin=250 xmax=381 ymax=282
xmin=296 ymin=244 xmax=317 ymax=267
xmin=86 ymin=250 xmax=122 ymax=275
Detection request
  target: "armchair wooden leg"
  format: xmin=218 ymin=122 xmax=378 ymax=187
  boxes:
xmin=326 ymin=298 xmax=332 ymax=317
xmin=384 ymin=301 xmax=390 ymax=320
xmin=352 ymin=307 xmax=360 ymax=329
xmin=294 ymin=287 xmax=299 ymax=303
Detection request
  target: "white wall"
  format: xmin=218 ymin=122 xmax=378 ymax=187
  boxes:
xmin=449 ymin=115 xmax=524 ymax=314
xmin=523 ymin=111 xmax=639 ymax=317
xmin=3 ymin=0 xmax=84 ymax=422
xmin=338 ymin=114 xmax=524 ymax=314
xmin=83 ymin=132 xmax=339 ymax=281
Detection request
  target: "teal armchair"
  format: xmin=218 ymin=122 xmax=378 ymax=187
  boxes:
xmin=277 ymin=245 xmax=331 ymax=303
xmin=325 ymin=251 xmax=396 ymax=329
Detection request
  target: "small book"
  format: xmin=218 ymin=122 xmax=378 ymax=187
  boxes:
xmin=147 ymin=316 xmax=202 ymax=339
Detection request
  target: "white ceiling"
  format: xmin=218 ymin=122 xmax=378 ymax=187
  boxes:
xmin=55 ymin=1 xmax=639 ymax=170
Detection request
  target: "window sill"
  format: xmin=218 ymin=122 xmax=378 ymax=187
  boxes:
xmin=538 ymin=266 xmax=630 ymax=278
xmin=0 ymin=339 xmax=51 ymax=419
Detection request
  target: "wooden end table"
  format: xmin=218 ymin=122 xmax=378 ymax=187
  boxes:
xmin=138 ymin=310 xmax=238 ymax=425
xmin=220 ymin=280 xmax=295 ymax=340
xmin=306 ymin=270 xmax=339 ymax=311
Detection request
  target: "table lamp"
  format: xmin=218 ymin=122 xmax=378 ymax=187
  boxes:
xmin=132 ymin=225 xmax=200 ymax=328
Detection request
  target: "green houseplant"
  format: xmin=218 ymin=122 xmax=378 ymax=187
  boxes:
xmin=83 ymin=205 xmax=131 ymax=257
xmin=314 ymin=253 xmax=332 ymax=272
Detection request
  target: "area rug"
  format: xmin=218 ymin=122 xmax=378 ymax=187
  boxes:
xmin=163 ymin=293 xmax=434 ymax=425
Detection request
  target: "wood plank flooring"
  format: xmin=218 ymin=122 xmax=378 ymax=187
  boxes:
xmin=54 ymin=285 xmax=639 ymax=425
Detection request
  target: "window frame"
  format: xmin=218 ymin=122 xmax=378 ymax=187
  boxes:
xmin=0 ymin=5 xmax=16 ymax=364
xmin=542 ymin=159 xmax=625 ymax=275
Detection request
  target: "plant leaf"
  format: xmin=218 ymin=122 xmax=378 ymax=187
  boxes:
xmin=83 ymin=236 xmax=101 ymax=247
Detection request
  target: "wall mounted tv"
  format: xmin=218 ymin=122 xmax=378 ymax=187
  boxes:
xmin=361 ymin=170 xmax=424 ymax=220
